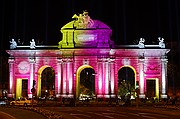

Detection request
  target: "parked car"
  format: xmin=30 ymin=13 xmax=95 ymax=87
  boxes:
xmin=0 ymin=98 xmax=7 ymax=106
xmin=10 ymin=97 xmax=37 ymax=106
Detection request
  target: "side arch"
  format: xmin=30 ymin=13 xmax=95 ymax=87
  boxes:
xmin=118 ymin=65 xmax=137 ymax=90
xmin=37 ymin=65 xmax=51 ymax=97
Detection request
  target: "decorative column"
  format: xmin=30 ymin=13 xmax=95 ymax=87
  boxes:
xmin=102 ymin=61 xmax=105 ymax=96
xmin=97 ymin=59 xmax=103 ymax=98
xmin=8 ymin=58 xmax=15 ymax=98
xmin=105 ymin=61 xmax=109 ymax=96
xmin=67 ymin=58 xmax=73 ymax=97
xmin=97 ymin=58 xmax=112 ymax=98
xmin=109 ymin=59 xmax=115 ymax=97
xmin=138 ymin=58 xmax=145 ymax=98
xmin=29 ymin=57 xmax=35 ymax=98
xmin=62 ymin=60 xmax=67 ymax=97
xmin=57 ymin=58 xmax=62 ymax=97
xmin=161 ymin=58 xmax=168 ymax=98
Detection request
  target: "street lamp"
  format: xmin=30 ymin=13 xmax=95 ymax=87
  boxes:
xmin=109 ymin=80 xmax=111 ymax=103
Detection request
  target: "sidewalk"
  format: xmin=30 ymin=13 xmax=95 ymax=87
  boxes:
xmin=0 ymin=107 xmax=48 ymax=119
xmin=127 ymin=105 xmax=180 ymax=116
xmin=0 ymin=111 xmax=16 ymax=119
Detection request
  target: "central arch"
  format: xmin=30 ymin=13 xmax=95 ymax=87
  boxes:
xmin=76 ymin=65 xmax=95 ymax=99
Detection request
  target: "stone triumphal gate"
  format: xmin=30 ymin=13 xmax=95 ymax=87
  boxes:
xmin=7 ymin=11 xmax=170 ymax=100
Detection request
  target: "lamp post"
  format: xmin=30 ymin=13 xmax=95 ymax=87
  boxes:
xmin=109 ymin=80 xmax=111 ymax=104
xmin=31 ymin=80 xmax=36 ymax=107
xmin=45 ymin=89 xmax=48 ymax=98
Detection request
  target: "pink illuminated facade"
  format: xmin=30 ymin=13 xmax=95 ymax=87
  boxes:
xmin=6 ymin=12 xmax=170 ymax=100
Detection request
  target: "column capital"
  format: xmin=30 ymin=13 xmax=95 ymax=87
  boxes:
xmin=161 ymin=58 xmax=168 ymax=63
xmin=8 ymin=57 xmax=15 ymax=63
xmin=109 ymin=59 xmax=115 ymax=63
xmin=161 ymin=94 xmax=167 ymax=98
xmin=109 ymin=57 xmax=115 ymax=62
xmin=139 ymin=94 xmax=145 ymax=98
xmin=57 ymin=58 xmax=63 ymax=63
xmin=98 ymin=57 xmax=110 ymax=62
xmin=138 ymin=58 xmax=145 ymax=63
xmin=62 ymin=57 xmax=73 ymax=62
xmin=29 ymin=57 xmax=35 ymax=63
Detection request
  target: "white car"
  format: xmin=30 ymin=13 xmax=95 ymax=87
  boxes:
xmin=0 ymin=99 xmax=7 ymax=105
xmin=10 ymin=98 xmax=37 ymax=106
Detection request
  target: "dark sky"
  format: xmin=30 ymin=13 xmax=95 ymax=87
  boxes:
xmin=1 ymin=0 xmax=180 ymax=48
xmin=0 ymin=0 xmax=180 ymax=62
xmin=0 ymin=0 xmax=180 ymax=92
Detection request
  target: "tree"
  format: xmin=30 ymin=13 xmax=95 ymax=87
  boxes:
xmin=118 ymin=80 xmax=128 ymax=100
xmin=79 ymin=84 xmax=93 ymax=95
xmin=118 ymin=80 xmax=135 ymax=101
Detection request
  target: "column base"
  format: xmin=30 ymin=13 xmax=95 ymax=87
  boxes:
xmin=139 ymin=94 xmax=145 ymax=98
xmin=161 ymin=94 xmax=167 ymax=98
xmin=56 ymin=94 xmax=61 ymax=98
xmin=67 ymin=94 xmax=74 ymax=98
xmin=97 ymin=94 xmax=103 ymax=98
xmin=103 ymin=95 xmax=110 ymax=98
xmin=97 ymin=94 xmax=116 ymax=98
xmin=7 ymin=93 xmax=15 ymax=98
xmin=110 ymin=94 xmax=116 ymax=98
xmin=28 ymin=94 xmax=33 ymax=98
xmin=60 ymin=94 xmax=74 ymax=98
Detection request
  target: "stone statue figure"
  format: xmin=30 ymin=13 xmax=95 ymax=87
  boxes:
xmin=158 ymin=37 xmax=165 ymax=48
xmin=10 ymin=39 xmax=17 ymax=49
xmin=82 ymin=10 xmax=94 ymax=28
xmin=138 ymin=38 xmax=145 ymax=48
xmin=77 ymin=13 xmax=84 ymax=28
xmin=30 ymin=39 xmax=36 ymax=49
xmin=72 ymin=10 xmax=94 ymax=28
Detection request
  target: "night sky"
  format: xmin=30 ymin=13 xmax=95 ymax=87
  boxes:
xmin=0 ymin=0 xmax=180 ymax=91
xmin=0 ymin=0 xmax=180 ymax=48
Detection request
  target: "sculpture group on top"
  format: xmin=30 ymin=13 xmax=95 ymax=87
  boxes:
xmin=9 ymin=39 xmax=17 ymax=49
xmin=158 ymin=37 xmax=165 ymax=48
xmin=137 ymin=37 xmax=165 ymax=48
xmin=10 ymin=38 xmax=36 ymax=49
xmin=30 ymin=39 xmax=36 ymax=49
xmin=72 ymin=10 xmax=94 ymax=28
xmin=138 ymin=38 xmax=145 ymax=48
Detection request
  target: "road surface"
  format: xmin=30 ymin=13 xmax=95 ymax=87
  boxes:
xmin=42 ymin=106 xmax=180 ymax=119
xmin=0 ymin=107 xmax=47 ymax=119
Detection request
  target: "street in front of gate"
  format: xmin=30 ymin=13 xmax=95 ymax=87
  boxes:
xmin=0 ymin=102 xmax=180 ymax=119
xmin=42 ymin=105 xmax=180 ymax=119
